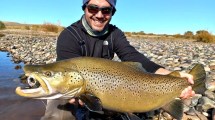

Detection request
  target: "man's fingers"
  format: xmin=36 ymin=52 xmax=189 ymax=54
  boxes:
xmin=180 ymin=86 xmax=195 ymax=99
xmin=180 ymin=72 xmax=194 ymax=84
xmin=68 ymin=98 xmax=84 ymax=106
xmin=187 ymin=86 xmax=192 ymax=91
xmin=188 ymin=77 xmax=194 ymax=84
xmin=69 ymin=98 xmax=76 ymax=104
xmin=78 ymin=99 xmax=84 ymax=106
xmin=191 ymin=91 xmax=195 ymax=96
xmin=180 ymin=89 xmax=186 ymax=98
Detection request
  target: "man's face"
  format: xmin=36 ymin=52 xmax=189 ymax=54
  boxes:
xmin=84 ymin=0 xmax=112 ymax=32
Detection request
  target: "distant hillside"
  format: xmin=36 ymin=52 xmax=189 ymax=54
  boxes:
xmin=2 ymin=21 xmax=55 ymax=27
xmin=1 ymin=21 xmax=59 ymax=27
xmin=1 ymin=21 xmax=214 ymax=43
xmin=2 ymin=21 xmax=24 ymax=26
xmin=0 ymin=21 xmax=64 ymax=34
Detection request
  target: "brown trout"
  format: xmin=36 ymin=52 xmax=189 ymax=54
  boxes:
xmin=15 ymin=57 xmax=206 ymax=119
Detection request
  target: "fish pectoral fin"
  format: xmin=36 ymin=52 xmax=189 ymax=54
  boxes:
xmin=121 ymin=113 xmax=141 ymax=120
xmin=79 ymin=94 xmax=104 ymax=114
xmin=161 ymin=99 xmax=183 ymax=120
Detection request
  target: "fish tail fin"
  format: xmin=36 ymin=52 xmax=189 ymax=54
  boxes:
xmin=189 ymin=64 xmax=206 ymax=94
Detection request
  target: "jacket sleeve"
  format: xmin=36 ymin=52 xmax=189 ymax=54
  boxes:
xmin=113 ymin=29 xmax=163 ymax=73
xmin=56 ymin=29 xmax=82 ymax=61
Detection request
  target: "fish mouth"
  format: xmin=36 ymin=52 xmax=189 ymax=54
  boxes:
xmin=16 ymin=73 xmax=82 ymax=99
xmin=15 ymin=73 xmax=52 ymax=98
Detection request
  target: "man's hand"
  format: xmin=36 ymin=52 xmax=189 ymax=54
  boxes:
xmin=179 ymin=72 xmax=195 ymax=99
xmin=155 ymin=68 xmax=195 ymax=99
xmin=69 ymin=98 xmax=84 ymax=106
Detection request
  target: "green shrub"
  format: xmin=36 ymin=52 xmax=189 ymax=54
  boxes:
xmin=131 ymin=32 xmax=139 ymax=35
xmin=24 ymin=25 xmax=30 ymax=30
xmin=0 ymin=21 xmax=6 ymax=30
xmin=195 ymin=30 xmax=215 ymax=43
xmin=124 ymin=32 xmax=132 ymax=37
xmin=139 ymin=31 xmax=145 ymax=35
xmin=173 ymin=34 xmax=182 ymax=38
xmin=31 ymin=25 xmax=40 ymax=31
xmin=184 ymin=31 xmax=194 ymax=39
xmin=147 ymin=33 xmax=154 ymax=35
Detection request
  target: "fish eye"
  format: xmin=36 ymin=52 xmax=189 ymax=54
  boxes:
xmin=44 ymin=71 xmax=52 ymax=77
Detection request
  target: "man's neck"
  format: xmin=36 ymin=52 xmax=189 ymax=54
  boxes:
xmin=82 ymin=15 xmax=109 ymax=37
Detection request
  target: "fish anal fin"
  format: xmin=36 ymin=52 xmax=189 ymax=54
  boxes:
xmin=161 ymin=99 xmax=183 ymax=120
xmin=79 ymin=94 xmax=104 ymax=114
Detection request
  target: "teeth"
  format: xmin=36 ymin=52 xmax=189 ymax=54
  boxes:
xmin=94 ymin=19 xmax=103 ymax=24
xmin=95 ymin=20 xmax=102 ymax=23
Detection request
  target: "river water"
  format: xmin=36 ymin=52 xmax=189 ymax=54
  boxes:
xmin=0 ymin=51 xmax=45 ymax=120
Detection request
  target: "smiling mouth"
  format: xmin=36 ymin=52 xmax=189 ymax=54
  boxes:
xmin=94 ymin=20 xmax=105 ymax=25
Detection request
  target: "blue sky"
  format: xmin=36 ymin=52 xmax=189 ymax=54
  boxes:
xmin=1 ymin=0 xmax=215 ymax=35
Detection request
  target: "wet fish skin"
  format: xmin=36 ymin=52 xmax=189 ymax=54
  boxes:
xmin=15 ymin=57 xmax=206 ymax=119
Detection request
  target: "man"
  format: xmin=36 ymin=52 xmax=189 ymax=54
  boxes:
xmin=41 ymin=0 xmax=195 ymax=120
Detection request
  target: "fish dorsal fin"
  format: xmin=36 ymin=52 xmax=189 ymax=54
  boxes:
xmin=122 ymin=62 xmax=146 ymax=72
xmin=79 ymin=94 xmax=104 ymax=114
xmin=168 ymin=71 xmax=181 ymax=77
xmin=161 ymin=99 xmax=183 ymax=120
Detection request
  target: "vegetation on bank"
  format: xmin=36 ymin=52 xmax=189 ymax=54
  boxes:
xmin=30 ymin=22 xmax=64 ymax=33
xmin=0 ymin=21 xmax=6 ymax=30
xmin=174 ymin=30 xmax=215 ymax=43
xmin=2 ymin=21 xmax=64 ymax=33
xmin=0 ymin=21 xmax=6 ymax=37
xmin=1 ymin=21 xmax=215 ymax=43
xmin=125 ymin=30 xmax=215 ymax=43
xmin=195 ymin=30 xmax=215 ymax=43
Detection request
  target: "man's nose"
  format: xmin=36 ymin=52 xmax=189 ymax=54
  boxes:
xmin=95 ymin=11 xmax=104 ymax=18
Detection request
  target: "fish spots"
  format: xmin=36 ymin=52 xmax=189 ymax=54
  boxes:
xmin=68 ymin=72 xmax=83 ymax=86
xmin=79 ymin=64 xmax=187 ymax=105
xmin=122 ymin=97 xmax=126 ymax=101
xmin=82 ymin=67 xmax=126 ymax=95
xmin=130 ymin=89 xmax=141 ymax=97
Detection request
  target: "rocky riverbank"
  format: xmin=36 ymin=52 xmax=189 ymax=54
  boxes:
xmin=0 ymin=33 xmax=57 ymax=64
xmin=1 ymin=31 xmax=215 ymax=120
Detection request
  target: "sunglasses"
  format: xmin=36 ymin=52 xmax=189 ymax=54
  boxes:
xmin=86 ymin=4 xmax=113 ymax=15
